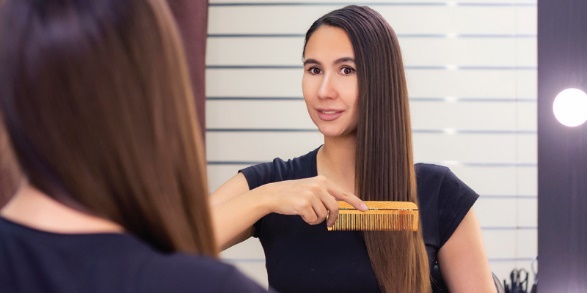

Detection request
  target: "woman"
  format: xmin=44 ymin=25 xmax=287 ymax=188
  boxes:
xmin=212 ymin=5 xmax=495 ymax=293
xmin=0 ymin=0 xmax=264 ymax=292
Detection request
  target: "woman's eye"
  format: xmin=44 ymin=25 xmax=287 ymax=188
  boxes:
xmin=308 ymin=67 xmax=321 ymax=75
xmin=340 ymin=67 xmax=355 ymax=75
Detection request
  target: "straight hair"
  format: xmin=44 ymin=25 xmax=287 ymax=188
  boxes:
xmin=0 ymin=0 xmax=217 ymax=256
xmin=304 ymin=5 xmax=431 ymax=293
xmin=0 ymin=122 xmax=21 ymax=208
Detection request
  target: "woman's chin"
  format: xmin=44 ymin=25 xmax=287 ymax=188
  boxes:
xmin=318 ymin=128 xmax=356 ymax=139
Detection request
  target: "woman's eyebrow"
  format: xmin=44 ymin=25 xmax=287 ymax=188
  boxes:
xmin=303 ymin=57 xmax=355 ymax=66
xmin=303 ymin=58 xmax=320 ymax=66
xmin=334 ymin=57 xmax=355 ymax=64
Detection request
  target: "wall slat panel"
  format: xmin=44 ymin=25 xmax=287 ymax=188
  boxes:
xmin=207 ymin=1 xmax=537 ymax=287
xmin=207 ymin=37 xmax=537 ymax=67
xmin=207 ymin=69 xmax=537 ymax=98
xmin=209 ymin=6 xmax=536 ymax=35
xmin=207 ymin=100 xmax=537 ymax=131
xmin=208 ymin=164 xmax=537 ymax=197
xmin=206 ymin=132 xmax=536 ymax=163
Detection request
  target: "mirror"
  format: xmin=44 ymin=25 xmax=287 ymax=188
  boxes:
xmin=205 ymin=0 xmax=537 ymax=287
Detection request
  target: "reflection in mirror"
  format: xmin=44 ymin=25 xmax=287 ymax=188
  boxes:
xmin=206 ymin=0 xmax=537 ymax=288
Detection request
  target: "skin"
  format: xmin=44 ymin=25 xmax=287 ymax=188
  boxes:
xmin=1 ymin=184 xmax=123 ymax=234
xmin=212 ymin=25 xmax=496 ymax=292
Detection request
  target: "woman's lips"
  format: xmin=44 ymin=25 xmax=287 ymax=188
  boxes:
xmin=317 ymin=109 xmax=343 ymax=121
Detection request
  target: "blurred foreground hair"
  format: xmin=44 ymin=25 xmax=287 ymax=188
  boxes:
xmin=0 ymin=0 xmax=216 ymax=256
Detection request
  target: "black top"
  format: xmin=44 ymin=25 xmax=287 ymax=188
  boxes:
xmin=0 ymin=217 xmax=266 ymax=293
xmin=240 ymin=147 xmax=479 ymax=293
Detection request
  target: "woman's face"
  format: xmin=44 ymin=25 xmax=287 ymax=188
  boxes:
xmin=302 ymin=25 xmax=359 ymax=138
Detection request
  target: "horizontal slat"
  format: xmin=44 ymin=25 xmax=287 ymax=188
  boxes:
xmin=448 ymin=165 xmax=537 ymax=196
xmin=207 ymin=160 xmax=536 ymax=196
xmin=206 ymin=69 xmax=537 ymax=98
xmin=483 ymin=229 xmax=537 ymax=259
xmin=476 ymin=197 xmax=537 ymax=228
xmin=206 ymin=100 xmax=537 ymax=131
xmin=207 ymin=37 xmax=536 ymax=67
xmin=209 ymin=6 xmax=536 ymax=35
xmin=205 ymin=132 xmax=537 ymax=164
xmin=415 ymin=133 xmax=536 ymax=163
xmin=205 ymin=132 xmax=536 ymax=163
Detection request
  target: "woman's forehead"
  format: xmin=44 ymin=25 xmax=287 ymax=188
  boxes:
xmin=304 ymin=26 xmax=354 ymax=62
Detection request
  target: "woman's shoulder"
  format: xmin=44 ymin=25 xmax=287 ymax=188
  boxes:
xmin=415 ymin=163 xmax=477 ymax=198
xmin=139 ymin=253 xmax=265 ymax=292
xmin=266 ymin=147 xmax=319 ymax=173
xmin=415 ymin=163 xmax=479 ymax=246
xmin=414 ymin=163 xmax=450 ymax=192
xmin=239 ymin=147 xmax=320 ymax=188
xmin=415 ymin=162 xmax=449 ymax=176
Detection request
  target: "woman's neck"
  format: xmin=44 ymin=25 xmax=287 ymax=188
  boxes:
xmin=0 ymin=184 xmax=123 ymax=234
xmin=318 ymin=134 xmax=357 ymax=193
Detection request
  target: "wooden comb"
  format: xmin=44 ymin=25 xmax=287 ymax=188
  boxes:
xmin=327 ymin=201 xmax=419 ymax=231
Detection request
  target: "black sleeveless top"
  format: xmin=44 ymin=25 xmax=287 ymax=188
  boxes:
xmin=241 ymin=147 xmax=478 ymax=293
xmin=0 ymin=217 xmax=265 ymax=293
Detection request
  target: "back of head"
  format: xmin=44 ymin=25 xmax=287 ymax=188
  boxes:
xmin=304 ymin=6 xmax=430 ymax=293
xmin=0 ymin=0 xmax=216 ymax=256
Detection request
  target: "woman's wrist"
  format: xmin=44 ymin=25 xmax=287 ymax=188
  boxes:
xmin=249 ymin=183 xmax=276 ymax=216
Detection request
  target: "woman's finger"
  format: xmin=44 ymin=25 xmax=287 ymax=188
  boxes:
xmin=318 ymin=176 xmax=367 ymax=211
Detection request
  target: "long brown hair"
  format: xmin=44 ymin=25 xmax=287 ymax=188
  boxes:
xmin=304 ymin=6 xmax=430 ymax=292
xmin=0 ymin=122 xmax=21 ymax=208
xmin=0 ymin=0 xmax=216 ymax=256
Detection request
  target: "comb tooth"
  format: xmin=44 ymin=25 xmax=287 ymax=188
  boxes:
xmin=348 ymin=213 xmax=351 ymax=231
xmin=408 ymin=214 xmax=411 ymax=230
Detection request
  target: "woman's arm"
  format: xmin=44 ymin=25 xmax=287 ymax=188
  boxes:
xmin=210 ymin=173 xmax=367 ymax=250
xmin=210 ymin=173 xmax=268 ymax=250
xmin=437 ymin=208 xmax=496 ymax=293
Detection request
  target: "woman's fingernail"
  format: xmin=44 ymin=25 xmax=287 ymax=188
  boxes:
xmin=361 ymin=203 xmax=368 ymax=211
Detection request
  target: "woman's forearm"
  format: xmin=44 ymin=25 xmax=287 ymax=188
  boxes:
xmin=211 ymin=187 xmax=271 ymax=250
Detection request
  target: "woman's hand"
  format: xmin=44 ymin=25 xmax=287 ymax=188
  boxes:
xmin=210 ymin=173 xmax=367 ymax=250
xmin=257 ymin=175 xmax=367 ymax=227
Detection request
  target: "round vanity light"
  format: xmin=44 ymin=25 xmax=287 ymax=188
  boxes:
xmin=552 ymin=88 xmax=587 ymax=127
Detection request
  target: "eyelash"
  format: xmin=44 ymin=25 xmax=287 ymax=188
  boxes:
xmin=340 ymin=66 xmax=355 ymax=75
xmin=306 ymin=66 xmax=356 ymax=75
xmin=308 ymin=67 xmax=322 ymax=75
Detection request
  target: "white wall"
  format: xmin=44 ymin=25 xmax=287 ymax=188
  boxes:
xmin=206 ymin=0 xmax=537 ymax=288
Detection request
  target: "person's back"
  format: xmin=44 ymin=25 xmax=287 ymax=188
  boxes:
xmin=0 ymin=217 xmax=260 ymax=293
xmin=0 ymin=0 xmax=265 ymax=292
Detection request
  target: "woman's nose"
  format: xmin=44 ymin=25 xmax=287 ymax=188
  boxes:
xmin=317 ymin=73 xmax=337 ymax=100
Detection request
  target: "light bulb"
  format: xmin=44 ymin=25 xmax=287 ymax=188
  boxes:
xmin=552 ymin=88 xmax=587 ymax=127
